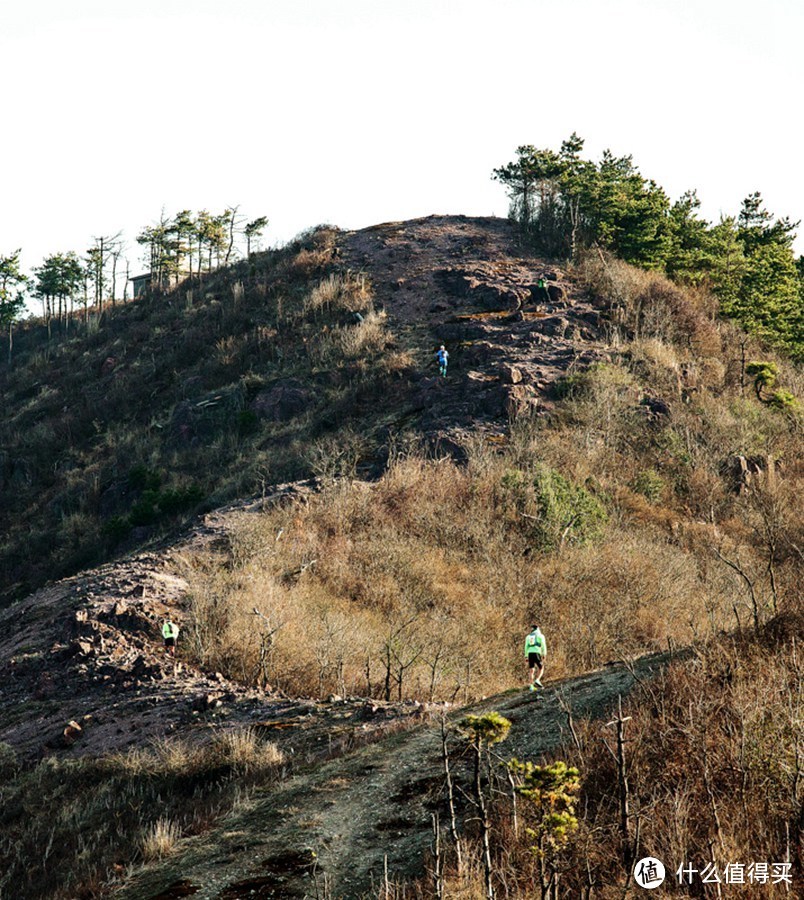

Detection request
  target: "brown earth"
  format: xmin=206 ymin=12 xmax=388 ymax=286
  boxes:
xmin=0 ymin=481 xmax=430 ymax=764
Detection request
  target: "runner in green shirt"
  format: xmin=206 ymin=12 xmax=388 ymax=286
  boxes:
xmin=162 ymin=619 xmax=179 ymax=657
xmin=524 ymin=625 xmax=546 ymax=690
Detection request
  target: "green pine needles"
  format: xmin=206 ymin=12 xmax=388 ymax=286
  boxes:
xmin=494 ymin=137 xmax=804 ymax=360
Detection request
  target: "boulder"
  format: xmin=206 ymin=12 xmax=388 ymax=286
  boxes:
xmin=132 ymin=655 xmax=162 ymax=679
xmin=462 ymin=341 xmax=497 ymax=366
xmin=179 ymin=375 xmax=205 ymax=399
xmin=721 ymin=454 xmax=780 ymax=494
xmin=642 ymin=396 xmax=671 ymax=418
xmin=193 ymin=693 xmax=223 ymax=711
xmin=73 ymin=639 xmax=95 ymax=657
xmin=34 ymin=672 xmax=56 ymax=700
xmin=499 ymin=364 xmax=523 ymax=385
xmin=62 ymin=720 xmax=83 ymax=746
xmin=506 ymin=385 xmax=539 ymax=417
xmin=251 ymin=381 xmax=313 ymax=422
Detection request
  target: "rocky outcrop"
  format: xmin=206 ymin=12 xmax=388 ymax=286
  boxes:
xmin=436 ymin=263 xmax=556 ymax=312
xmin=251 ymin=380 xmax=313 ymax=422
xmin=721 ymin=454 xmax=780 ymax=494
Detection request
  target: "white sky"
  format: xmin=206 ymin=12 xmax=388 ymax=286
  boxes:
xmin=2 ymin=0 xmax=803 ymax=290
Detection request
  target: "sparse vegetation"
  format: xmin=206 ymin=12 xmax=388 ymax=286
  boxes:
xmin=0 ymin=227 xmax=408 ymax=603
xmin=382 ymin=615 xmax=801 ymax=900
xmin=0 ymin=212 xmax=801 ymax=898
xmin=140 ymin=817 xmax=182 ymax=862
xmin=0 ymin=731 xmax=285 ymax=899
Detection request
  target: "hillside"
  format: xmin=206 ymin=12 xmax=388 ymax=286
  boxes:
xmin=0 ymin=215 xmax=604 ymax=604
xmin=0 ymin=214 xmax=802 ymax=898
xmin=116 ymin=652 xmax=676 ymax=900
xmin=0 ymin=485 xmax=680 ymax=898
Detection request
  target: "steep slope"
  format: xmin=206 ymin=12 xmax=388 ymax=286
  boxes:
xmin=115 ymin=651 xmax=675 ymax=900
xmin=0 ymin=216 xmax=610 ymax=764
xmin=3 ymin=214 xmax=799 ymax=898
xmin=0 ymin=482 xmax=424 ymax=762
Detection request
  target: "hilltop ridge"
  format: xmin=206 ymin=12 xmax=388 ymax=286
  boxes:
xmin=1 ymin=215 xmax=610 ymax=762
xmin=341 ymin=215 xmax=608 ymax=442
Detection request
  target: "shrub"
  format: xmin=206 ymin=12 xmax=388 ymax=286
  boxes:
xmin=129 ymin=490 xmax=161 ymax=526
xmin=768 ymin=389 xmax=800 ymax=413
xmin=101 ymin=516 xmax=130 ymax=543
xmin=746 ymin=360 xmax=778 ymax=400
xmin=576 ymin=252 xmax=721 ymax=355
xmin=529 ymin=463 xmax=608 ymax=549
xmin=140 ymin=817 xmax=182 ymax=861
xmin=630 ymin=469 xmax=665 ymax=504
xmin=128 ymin=465 xmax=162 ymax=492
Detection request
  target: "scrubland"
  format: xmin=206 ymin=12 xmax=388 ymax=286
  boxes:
xmin=1 ymin=222 xmax=801 ymax=897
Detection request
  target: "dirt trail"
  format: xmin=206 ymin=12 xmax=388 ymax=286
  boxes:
xmin=0 ymin=217 xmax=613 ymax=764
xmin=117 ymin=651 xmax=678 ymax=900
xmin=0 ymin=480 xmax=423 ymax=762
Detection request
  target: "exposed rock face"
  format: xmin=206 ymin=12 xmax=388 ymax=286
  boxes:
xmin=506 ymin=384 xmax=539 ymax=416
xmin=641 ymin=395 xmax=671 ymax=418
xmin=499 ymin=363 xmax=523 ymax=385
xmin=251 ymin=380 xmax=313 ymax=422
xmin=0 ymin=217 xmax=616 ymax=767
xmin=335 ymin=216 xmax=614 ymax=451
xmin=722 ymin=454 xmax=780 ymax=494
xmin=437 ymin=264 xmax=545 ymax=311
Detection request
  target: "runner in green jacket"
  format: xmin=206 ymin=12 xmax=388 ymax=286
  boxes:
xmin=162 ymin=619 xmax=179 ymax=657
xmin=524 ymin=625 xmax=546 ymax=690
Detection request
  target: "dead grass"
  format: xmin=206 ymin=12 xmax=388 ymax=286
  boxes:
xmin=304 ymin=272 xmax=373 ymax=315
xmin=317 ymin=309 xmax=391 ymax=363
xmin=140 ymin=817 xmax=182 ymax=861
xmin=210 ymin=728 xmax=285 ymax=774
xmin=576 ymin=251 xmax=721 ymax=356
xmin=0 ymin=728 xmax=288 ymax=899
xmin=389 ymin=612 xmax=803 ymax=899
xmin=0 ymin=224 xmax=404 ymax=604
xmin=180 ymin=440 xmax=776 ymax=702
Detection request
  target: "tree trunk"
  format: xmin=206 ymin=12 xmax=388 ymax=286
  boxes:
xmin=225 ymin=207 xmax=238 ymax=266
xmin=475 ymin=747 xmax=494 ymax=899
xmin=111 ymin=252 xmax=118 ymax=306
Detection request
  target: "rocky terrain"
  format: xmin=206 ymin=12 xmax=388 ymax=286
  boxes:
xmin=115 ymin=651 xmax=676 ymax=900
xmin=0 ymin=483 xmax=429 ymax=764
xmin=343 ymin=215 xmax=610 ymax=447
xmin=2 ymin=215 xmax=613 ymax=762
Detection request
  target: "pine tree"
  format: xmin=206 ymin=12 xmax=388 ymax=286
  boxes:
xmin=0 ymin=250 xmax=29 ymax=364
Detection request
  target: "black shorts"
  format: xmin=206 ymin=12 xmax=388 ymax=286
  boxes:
xmin=164 ymin=636 xmax=175 ymax=647
xmin=528 ymin=652 xmax=543 ymax=668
